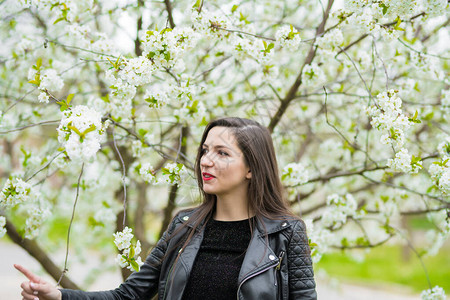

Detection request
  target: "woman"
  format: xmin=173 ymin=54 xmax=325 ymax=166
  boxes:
xmin=16 ymin=117 xmax=317 ymax=299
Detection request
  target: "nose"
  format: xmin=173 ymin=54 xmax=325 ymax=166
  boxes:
xmin=200 ymin=151 xmax=214 ymax=167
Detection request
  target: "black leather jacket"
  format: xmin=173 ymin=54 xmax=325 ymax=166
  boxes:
xmin=61 ymin=209 xmax=317 ymax=299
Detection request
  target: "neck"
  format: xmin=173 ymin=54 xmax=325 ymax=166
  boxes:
xmin=214 ymin=194 xmax=253 ymax=221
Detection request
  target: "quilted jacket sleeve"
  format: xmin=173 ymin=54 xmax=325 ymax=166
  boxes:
xmin=60 ymin=216 xmax=180 ymax=300
xmin=287 ymin=219 xmax=317 ymax=300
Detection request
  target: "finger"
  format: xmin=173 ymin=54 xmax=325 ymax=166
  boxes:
xmin=14 ymin=264 xmax=41 ymax=283
xmin=21 ymin=290 xmax=38 ymax=300
xmin=20 ymin=281 xmax=37 ymax=295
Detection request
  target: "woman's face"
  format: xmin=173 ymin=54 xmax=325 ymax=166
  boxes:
xmin=200 ymin=126 xmax=251 ymax=198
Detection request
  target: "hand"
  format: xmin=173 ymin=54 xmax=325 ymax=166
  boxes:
xmin=14 ymin=264 xmax=62 ymax=300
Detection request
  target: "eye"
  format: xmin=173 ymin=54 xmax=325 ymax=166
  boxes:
xmin=200 ymin=148 xmax=208 ymax=155
xmin=218 ymin=150 xmax=228 ymax=156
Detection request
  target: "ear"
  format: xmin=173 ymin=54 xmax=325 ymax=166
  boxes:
xmin=246 ymin=169 xmax=252 ymax=179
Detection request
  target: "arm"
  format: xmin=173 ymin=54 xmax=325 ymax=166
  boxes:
xmin=287 ymin=220 xmax=317 ymax=300
xmin=61 ymin=216 xmax=180 ymax=300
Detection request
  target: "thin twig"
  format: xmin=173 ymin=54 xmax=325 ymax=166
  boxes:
xmin=397 ymin=38 xmax=450 ymax=60
xmin=57 ymin=163 xmax=84 ymax=286
xmin=112 ymin=125 xmax=127 ymax=229
xmin=26 ymin=151 xmax=65 ymax=182
xmin=0 ymin=120 xmax=59 ymax=134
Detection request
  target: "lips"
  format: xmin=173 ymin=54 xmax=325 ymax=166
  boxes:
xmin=202 ymin=172 xmax=216 ymax=181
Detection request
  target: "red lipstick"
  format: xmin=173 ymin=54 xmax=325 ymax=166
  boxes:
xmin=202 ymin=172 xmax=215 ymax=181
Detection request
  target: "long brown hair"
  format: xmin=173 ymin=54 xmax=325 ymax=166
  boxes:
xmin=172 ymin=117 xmax=294 ymax=254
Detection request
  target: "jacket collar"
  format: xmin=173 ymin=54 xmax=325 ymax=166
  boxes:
xmin=255 ymin=215 xmax=292 ymax=236
xmin=177 ymin=208 xmax=293 ymax=235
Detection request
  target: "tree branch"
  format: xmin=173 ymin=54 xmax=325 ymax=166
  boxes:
xmin=268 ymin=0 xmax=334 ymax=133
xmin=5 ymin=218 xmax=80 ymax=289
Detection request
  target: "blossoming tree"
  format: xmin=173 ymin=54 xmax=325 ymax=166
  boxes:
xmin=0 ymin=0 xmax=449 ymax=297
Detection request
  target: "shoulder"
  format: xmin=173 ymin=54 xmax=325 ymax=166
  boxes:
xmin=168 ymin=207 xmax=201 ymax=231
xmin=277 ymin=216 xmax=308 ymax=244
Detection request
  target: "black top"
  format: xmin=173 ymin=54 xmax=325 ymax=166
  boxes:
xmin=181 ymin=217 xmax=253 ymax=300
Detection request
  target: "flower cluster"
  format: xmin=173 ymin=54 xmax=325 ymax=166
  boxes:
xmin=441 ymin=89 xmax=450 ymax=114
xmin=28 ymin=66 xmax=64 ymax=104
xmin=428 ymin=158 xmax=450 ymax=194
xmin=366 ymin=90 xmax=414 ymax=148
xmin=304 ymin=218 xmax=333 ymax=263
xmin=191 ymin=8 xmax=231 ymax=40
xmin=321 ymin=194 xmax=359 ymax=229
xmin=316 ymin=28 xmax=343 ymax=51
xmin=113 ymin=227 xmax=144 ymax=272
xmin=139 ymin=163 xmax=157 ymax=184
xmin=344 ymin=0 xmax=368 ymax=13
xmin=0 ymin=177 xmax=32 ymax=209
xmin=386 ymin=148 xmax=422 ymax=173
xmin=385 ymin=0 xmax=418 ymax=19
xmin=301 ymin=63 xmax=325 ymax=87
xmin=25 ymin=206 xmax=51 ymax=239
xmin=421 ymin=285 xmax=446 ymax=300
xmin=424 ymin=0 xmax=448 ymax=17
xmin=118 ymin=57 xmax=155 ymax=86
xmin=437 ymin=137 xmax=450 ymax=157
xmin=281 ymin=162 xmax=309 ymax=186
xmin=0 ymin=216 xmax=6 ymax=238
xmin=57 ymin=105 xmax=106 ymax=162
xmin=104 ymin=68 xmax=136 ymax=121
xmin=275 ymin=25 xmax=302 ymax=51
xmin=141 ymin=27 xmax=199 ymax=72
xmin=160 ymin=163 xmax=187 ymax=186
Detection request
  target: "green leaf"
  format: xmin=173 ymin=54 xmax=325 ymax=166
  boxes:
xmin=341 ymin=237 xmax=349 ymax=247
xmin=129 ymin=245 xmax=135 ymax=258
xmin=192 ymin=0 xmax=201 ymax=10
xmin=231 ymin=4 xmax=238 ymax=13
xmin=130 ymin=260 xmax=139 ymax=272
xmin=67 ymin=124 xmax=83 ymax=137
xmin=380 ymin=3 xmax=388 ymax=15
xmin=36 ymin=57 xmax=42 ymax=69
xmin=138 ymin=129 xmax=148 ymax=137
xmin=81 ymin=124 xmax=97 ymax=136
xmin=66 ymin=93 xmax=74 ymax=104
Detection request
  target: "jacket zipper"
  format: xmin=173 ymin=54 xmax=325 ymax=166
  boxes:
xmin=275 ymin=251 xmax=285 ymax=299
xmin=236 ymin=261 xmax=279 ymax=300
xmin=162 ymin=247 xmax=183 ymax=300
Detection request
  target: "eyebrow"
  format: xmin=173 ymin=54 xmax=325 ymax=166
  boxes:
xmin=202 ymin=143 xmax=232 ymax=150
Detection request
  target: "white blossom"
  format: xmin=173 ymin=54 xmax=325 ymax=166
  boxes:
xmin=113 ymin=226 xmax=133 ymax=251
xmin=386 ymin=148 xmax=422 ymax=173
xmin=421 ymin=285 xmax=446 ymax=300
xmin=385 ymin=0 xmax=419 ymax=18
xmin=424 ymin=0 xmax=448 ymax=17
xmin=38 ymin=91 xmax=49 ymax=103
xmin=139 ymin=163 xmax=157 ymax=184
xmin=118 ymin=57 xmax=155 ymax=86
xmin=113 ymin=227 xmax=143 ymax=271
xmin=94 ymin=207 xmax=116 ymax=226
xmin=0 ymin=178 xmax=32 ymax=209
xmin=282 ymin=162 xmax=309 ymax=186
xmin=25 ymin=206 xmax=50 ymax=239
xmin=316 ymin=28 xmax=343 ymax=50
xmin=428 ymin=158 xmax=450 ymax=194
xmin=39 ymin=69 xmax=64 ymax=92
xmin=160 ymin=162 xmax=187 ymax=185
xmin=57 ymin=105 xmax=106 ymax=162
xmin=302 ymin=63 xmax=325 ymax=87
xmin=275 ymin=25 xmax=301 ymax=51
xmin=366 ymin=90 xmax=414 ymax=148
xmin=191 ymin=8 xmax=231 ymax=40
xmin=0 ymin=216 xmax=6 ymax=238
xmin=321 ymin=194 xmax=358 ymax=229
